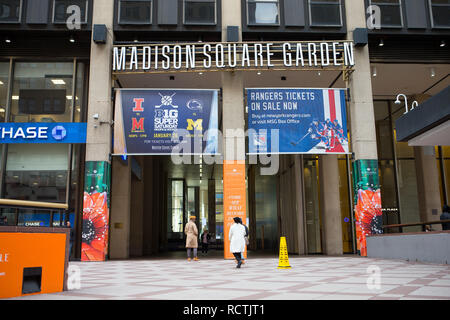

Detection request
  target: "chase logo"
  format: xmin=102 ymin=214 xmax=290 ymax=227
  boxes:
xmin=52 ymin=126 xmax=67 ymax=141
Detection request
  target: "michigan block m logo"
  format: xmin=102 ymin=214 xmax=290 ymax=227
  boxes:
xmin=187 ymin=119 xmax=203 ymax=131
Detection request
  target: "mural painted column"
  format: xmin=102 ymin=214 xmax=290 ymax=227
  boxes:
xmin=345 ymin=1 xmax=383 ymax=256
xmin=81 ymin=0 xmax=114 ymax=261
xmin=352 ymin=160 xmax=382 ymax=257
xmin=81 ymin=161 xmax=111 ymax=261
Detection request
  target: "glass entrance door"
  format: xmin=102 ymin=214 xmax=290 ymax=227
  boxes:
xmin=303 ymin=156 xmax=322 ymax=254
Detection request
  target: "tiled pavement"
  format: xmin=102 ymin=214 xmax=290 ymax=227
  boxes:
xmin=8 ymin=253 xmax=450 ymax=300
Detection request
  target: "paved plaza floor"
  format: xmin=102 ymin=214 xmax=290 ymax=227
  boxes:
xmin=8 ymin=252 xmax=450 ymax=300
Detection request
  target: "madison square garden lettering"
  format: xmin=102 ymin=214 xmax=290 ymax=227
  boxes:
xmin=113 ymin=41 xmax=355 ymax=73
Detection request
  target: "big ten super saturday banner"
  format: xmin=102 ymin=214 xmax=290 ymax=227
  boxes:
xmin=114 ymin=89 xmax=219 ymax=155
xmin=247 ymin=88 xmax=349 ymax=155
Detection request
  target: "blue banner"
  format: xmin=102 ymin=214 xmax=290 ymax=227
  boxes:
xmin=247 ymin=88 xmax=349 ymax=154
xmin=114 ymin=89 xmax=219 ymax=155
xmin=0 ymin=123 xmax=87 ymax=144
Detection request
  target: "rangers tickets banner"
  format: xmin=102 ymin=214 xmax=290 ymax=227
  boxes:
xmin=114 ymin=89 xmax=219 ymax=155
xmin=247 ymin=88 xmax=349 ymax=154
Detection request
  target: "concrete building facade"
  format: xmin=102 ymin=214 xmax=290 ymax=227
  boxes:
xmin=0 ymin=0 xmax=449 ymax=261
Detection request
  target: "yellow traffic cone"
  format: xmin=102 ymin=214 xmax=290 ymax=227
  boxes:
xmin=277 ymin=237 xmax=291 ymax=269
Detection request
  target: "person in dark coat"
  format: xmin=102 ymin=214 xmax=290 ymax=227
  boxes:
xmin=440 ymin=205 xmax=450 ymax=231
xmin=200 ymin=229 xmax=211 ymax=255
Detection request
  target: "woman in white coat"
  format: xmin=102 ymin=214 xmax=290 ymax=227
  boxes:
xmin=229 ymin=217 xmax=246 ymax=268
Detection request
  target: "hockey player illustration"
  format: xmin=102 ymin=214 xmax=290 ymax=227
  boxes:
xmin=291 ymin=118 xmax=346 ymax=152
xmin=291 ymin=119 xmax=325 ymax=147
xmin=332 ymin=119 xmax=347 ymax=144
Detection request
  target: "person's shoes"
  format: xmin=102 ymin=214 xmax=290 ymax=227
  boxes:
xmin=236 ymin=261 xmax=242 ymax=268
xmin=194 ymin=257 xmax=199 ymax=261
xmin=187 ymin=258 xmax=191 ymax=261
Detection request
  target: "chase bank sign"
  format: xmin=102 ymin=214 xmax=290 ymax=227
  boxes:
xmin=0 ymin=123 xmax=87 ymax=144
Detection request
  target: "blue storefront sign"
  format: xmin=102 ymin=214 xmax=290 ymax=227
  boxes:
xmin=114 ymin=89 xmax=219 ymax=155
xmin=0 ymin=123 xmax=87 ymax=144
xmin=247 ymin=88 xmax=349 ymax=154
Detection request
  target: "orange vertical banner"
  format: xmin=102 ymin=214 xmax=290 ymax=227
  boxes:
xmin=223 ymin=160 xmax=247 ymax=260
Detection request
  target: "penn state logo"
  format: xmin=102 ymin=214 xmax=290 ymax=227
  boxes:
xmin=52 ymin=126 xmax=67 ymax=141
xmin=187 ymin=99 xmax=203 ymax=112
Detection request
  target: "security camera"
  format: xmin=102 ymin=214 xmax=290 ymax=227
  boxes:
xmin=93 ymin=113 xmax=99 ymax=120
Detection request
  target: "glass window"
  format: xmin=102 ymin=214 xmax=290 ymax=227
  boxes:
xmin=10 ymin=62 xmax=74 ymax=123
xmin=247 ymin=0 xmax=279 ymax=26
xmin=118 ymin=0 xmax=152 ymax=25
xmin=393 ymin=116 xmax=420 ymax=233
xmin=375 ymin=100 xmax=421 ymax=233
xmin=5 ymin=144 xmax=69 ymax=203
xmin=0 ymin=0 xmax=22 ymax=23
xmin=375 ymin=101 xmax=400 ymax=230
xmin=338 ymin=157 xmax=353 ymax=253
xmin=304 ymin=156 xmax=322 ymax=253
xmin=443 ymin=146 xmax=450 ymax=204
xmin=309 ymin=0 xmax=342 ymax=27
xmin=429 ymin=0 xmax=450 ymax=28
xmin=370 ymin=0 xmax=403 ymax=28
xmin=169 ymin=180 xmax=184 ymax=233
xmin=53 ymin=0 xmax=88 ymax=24
xmin=0 ymin=62 xmax=9 ymax=123
xmin=187 ymin=186 xmax=196 ymax=217
xmin=255 ymin=167 xmax=277 ymax=250
xmin=74 ymin=62 xmax=85 ymax=122
xmin=70 ymin=145 xmax=82 ymax=210
xmin=215 ymin=190 xmax=223 ymax=240
xmin=0 ymin=208 xmax=16 ymax=226
xmin=184 ymin=0 xmax=216 ymax=25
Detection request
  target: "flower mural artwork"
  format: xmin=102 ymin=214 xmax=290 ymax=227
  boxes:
xmin=353 ymin=160 xmax=383 ymax=257
xmin=81 ymin=162 xmax=111 ymax=262
xmin=81 ymin=191 xmax=109 ymax=261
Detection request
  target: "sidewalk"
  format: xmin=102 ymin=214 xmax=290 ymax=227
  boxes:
xmin=8 ymin=254 xmax=450 ymax=300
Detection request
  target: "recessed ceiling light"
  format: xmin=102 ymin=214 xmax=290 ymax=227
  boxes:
xmin=257 ymin=71 xmax=262 ymax=75
xmin=66 ymin=96 xmax=73 ymax=100
xmin=5 ymin=37 xmax=11 ymax=43
xmin=372 ymin=66 xmax=377 ymax=77
xmin=0 ymin=108 xmax=5 ymax=113
xmin=69 ymin=35 xmax=75 ymax=43
xmin=12 ymin=96 xmax=19 ymax=100
xmin=379 ymin=39 xmax=384 ymax=47
xmin=52 ymin=79 xmax=66 ymax=85
xmin=440 ymin=40 xmax=446 ymax=48
xmin=430 ymin=67 xmax=436 ymax=78
xmin=0 ymin=80 xmax=3 ymax=85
